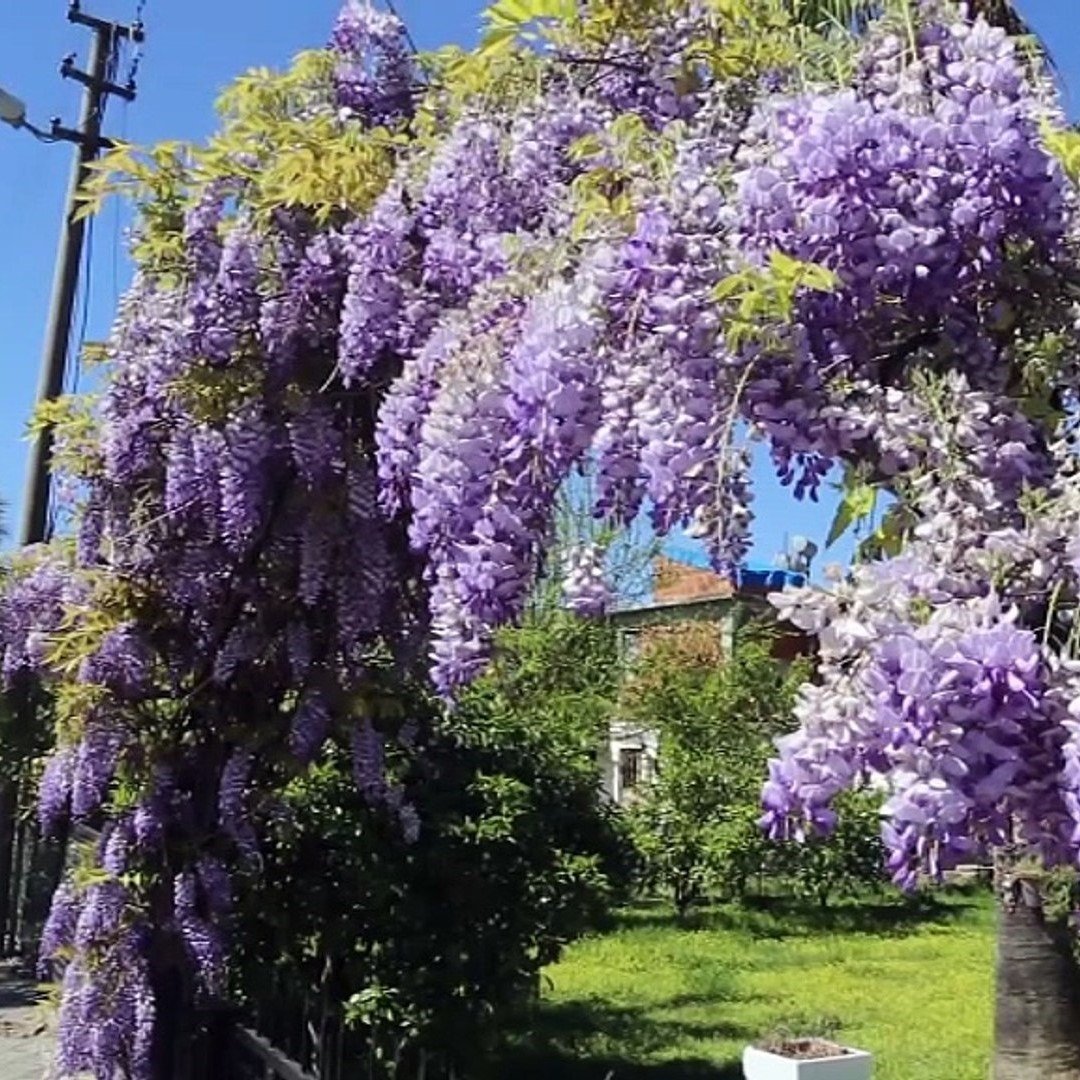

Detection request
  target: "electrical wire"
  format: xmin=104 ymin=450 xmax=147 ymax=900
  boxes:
xmin=383 ymin=0 xmax=421 ymax=56
xmin=110 ymin=100 xmax=128 ymax=309
xmin=126 ymin=0 xmax=147 ymax=88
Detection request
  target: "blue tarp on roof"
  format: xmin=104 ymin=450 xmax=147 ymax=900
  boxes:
xmin=739 ymin=566 xmax=806 ymax=590
xmin=660 ymin=533 xmax=806 ymax=591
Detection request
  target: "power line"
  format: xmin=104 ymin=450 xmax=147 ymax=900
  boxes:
xmin=383 ymin=0 xmax=421 ymax=57
xmin=69 ymin=215 xmax=95 ymax=397
xmin=126 ymin=0 xmax=147 ymax=88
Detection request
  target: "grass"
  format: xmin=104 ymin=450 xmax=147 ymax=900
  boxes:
xmin=491 ymin=886 xmax=995 ymax=1079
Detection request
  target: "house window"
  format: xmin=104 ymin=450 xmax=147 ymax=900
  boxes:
xmin=619 ymin=628 xmax=643 ymax=663
xmin=620 ymin=748 xmax=644 ymax=793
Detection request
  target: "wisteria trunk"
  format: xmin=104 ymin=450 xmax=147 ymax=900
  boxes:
xmin=992 ymin=873 xmax=1080 ymax=1079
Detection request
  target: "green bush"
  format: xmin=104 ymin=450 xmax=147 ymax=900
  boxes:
xmin=230 ymin=612 xmax=634 ymax=1078
xmin=623 ymin=625 xmax=885 ymax=910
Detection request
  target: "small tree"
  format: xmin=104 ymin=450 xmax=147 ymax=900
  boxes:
xmin=625 ymin=625 xmax=885 ymax=912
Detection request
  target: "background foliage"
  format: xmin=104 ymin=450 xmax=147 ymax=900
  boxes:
xmin=623 ymin=625 xmax=886 ymax=912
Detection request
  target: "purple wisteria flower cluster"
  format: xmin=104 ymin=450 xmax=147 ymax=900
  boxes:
xmin=732 ymin=9 xmax=1072 ymax=494
xmin=762 ymin=413 xmax=1080 ymax=888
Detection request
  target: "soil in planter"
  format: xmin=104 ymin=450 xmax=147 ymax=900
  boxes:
xmin=758 ymin=1038 xmax=852 ymax=1060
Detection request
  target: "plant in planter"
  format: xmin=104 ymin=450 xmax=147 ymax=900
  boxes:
xmin=743 ymin=1034 xmax=873 ymax=1080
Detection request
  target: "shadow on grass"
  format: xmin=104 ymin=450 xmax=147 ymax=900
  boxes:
xmin=490 ymin=999 xmax=748 ymax=1080
xmin=489 ymin=1052 xmax=742 ymax=1078
xmin=612 ymin=886 xmax=987 ymax=941
xmin=0 ymin=973 xmax=42 ymax=1011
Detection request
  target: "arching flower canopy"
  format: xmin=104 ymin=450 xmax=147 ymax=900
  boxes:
xmin=5 ymin=0 xmax=1080 ymax=1073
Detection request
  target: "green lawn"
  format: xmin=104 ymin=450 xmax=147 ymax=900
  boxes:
xmin=492 ymin=887 xmax=995 ymax=1079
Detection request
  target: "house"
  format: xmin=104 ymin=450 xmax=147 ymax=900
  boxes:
xmin=599 ymin=556 xmax=813 ymax=806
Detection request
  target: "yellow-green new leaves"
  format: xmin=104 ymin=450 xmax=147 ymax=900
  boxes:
xmin=480 ymin=0 xmax=578 ymax=57
xmin=77 ymin=48 xmax=401 ymax=280
xmin=713 ymin=251 xmax=839 ymax=348
xmin=1044 ymin=124 xmax=1080 ymax=185
xmin=211 ymin=50 xmax=398 ymax=226
xmin=567 ymin=112 xmax=678 ymax=240
xmin=171 ymin=357 xmax=264 ymax=426
xmin=857 ymin=501 xmax=911 ymax=562
xmin=826 ymin=468 xmax=877 ymax=549
xmin=78 ymin=141 xmax=191 ymax=278
xmin=239 ymin=115 xmax=397 ymax=226
xmin=27 ymin=394 xmax=103 ymax=483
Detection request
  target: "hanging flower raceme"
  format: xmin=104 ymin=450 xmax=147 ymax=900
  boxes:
xmin=763 ymin=499 xmax=1080 ymax=890
xmin=330 ymin=0 xmax=414 ymax=127
xmin=561 ymin=544 xmax=612 ymax=617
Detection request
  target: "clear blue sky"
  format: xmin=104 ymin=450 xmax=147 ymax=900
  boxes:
xmin=0 ymin=0 xmax=1074 ymax=572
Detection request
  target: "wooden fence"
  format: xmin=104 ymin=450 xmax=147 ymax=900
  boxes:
xmin=231 ymin=1026 xmax=318 ymax=1080
xmin=0 ymin=765 xmax=63 ymax=963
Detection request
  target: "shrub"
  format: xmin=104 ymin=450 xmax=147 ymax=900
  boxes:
xmin=230 ymin=612 xmax=634 ymax=1077
xmin=624 ymin=625 xmax=885 ymax=910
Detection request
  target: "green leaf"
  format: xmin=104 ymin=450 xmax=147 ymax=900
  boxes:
xmin=1044 ymin=123 xmax=1080 ymax=184
xmin=484 ymin=0 xmax=576 ymax=30
xmin=826 ymin=477 xmax=876 ymax=549
xmin=476 ymin=26 xmax=519 ymax=58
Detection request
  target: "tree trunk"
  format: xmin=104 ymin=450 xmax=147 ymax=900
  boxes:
xmin=993 ymin=873 xmax=1080 ymax=1079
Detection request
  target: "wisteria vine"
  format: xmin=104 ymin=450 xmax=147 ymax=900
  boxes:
xmin=4 ymin=0 xmax=1080 ymax=1074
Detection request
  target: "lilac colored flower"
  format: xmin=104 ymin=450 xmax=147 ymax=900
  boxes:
xmin=72 ymin=724 xmax=126 ymax=821
xmin=290 ymin=690 xmax=332 ymax=765
xmin=330 ymin=1 xmax=414 ymax=127
xmin=288 ymin=403 xmax=345 ymax=489
xmin=39 ymin=747 xmax=75 ymax=836
xmin=351 ymin=719 xmax=387 ymax=804
xmin=338 ymin=187 xmax=419 ymax=385
xmin=102 ymin=815 xmax=136 ymax=876
xmin=399 ymin=802 xmax=421 ymax=844
xmin=174 ymin=870 xmax=227 ymax=996
xmin=133 ymin=767 xmax=175 ymax=850
xmin=219 ymin=749 xmax=258 ymax=863
xmin=38 ymin=879 xmax=80 ymax=978
xmin=0 ymin=557 xmax=80 ymax=687
xmin=220 ymin=408 xmax=274 ymax=552
xmin=79 ymin=623 xmax=154 ymax=696
xmin=196 ymin=855 xmax=232 ymax=917
xmin=562 ymin=545 xmax=611 ymax=618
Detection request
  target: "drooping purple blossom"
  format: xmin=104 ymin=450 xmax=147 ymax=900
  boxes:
xmin=562 ymin=545 xmax=611 ymax=618
xmin=38 ymin=879 xmax=80 ymax=979
xmin=219 ymin=749 xmax=258 ymax=864
xmin=330 ymin=1 xmax=414 ymax=127
xmin=39 ymin=747 xmax=75 ymax=836
xmin=290 ymin=690 xmax=332 ymax=765
xmin=351 ymin=719 xmax=387 ymax=805
xmin=72 ymin=723 xmax=126 ymax=821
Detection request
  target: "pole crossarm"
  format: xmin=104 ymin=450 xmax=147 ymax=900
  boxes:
xmin=67 ymin=1 xmax=145 ymax=42
xmin=61 ymin=54 xmax=137 ymax=103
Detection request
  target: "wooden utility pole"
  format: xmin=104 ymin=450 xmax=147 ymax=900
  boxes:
xmin=18 ymin=1 xmax=143 ymax=547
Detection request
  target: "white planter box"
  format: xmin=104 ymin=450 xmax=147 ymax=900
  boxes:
xmin=742 ymin=1044 xmax=873 ymax=1080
